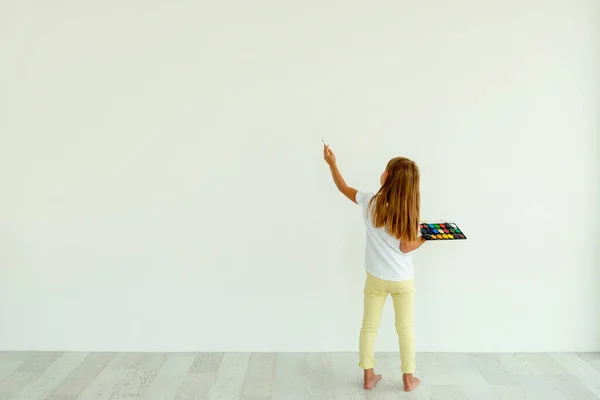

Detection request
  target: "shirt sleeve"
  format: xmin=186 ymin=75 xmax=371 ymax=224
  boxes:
xmin=356 ymin=191 xmax=374 ymax=210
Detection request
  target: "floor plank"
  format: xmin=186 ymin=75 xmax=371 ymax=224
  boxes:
xmin=492 ymin=383 xmax=533 ymax=400
xmin=518 ymin=376 xmax=571 ymax=400
xmin=12 ymin=352 xmax=89 ymax=400
xmin=188 ymin=354 xmax=224 ymax=374
xmin=240 ymin=353 xmax=277 ymax=400
xmin=0 ymin=354 xmax=33 ymax=383
xmin=0 ymin=354 xmax=36 ymax=364
xmin=270 ymin=353 xmax=307 ymax=400
xmin=0 ymin=373 xmax=34 ymax=400
xmin=174 ymin=372 xmax=215 ymax=400
xmin=439 ymin=353 xmax=496 ymax=400
xmin=469 ymin=354 xmax=519 ymax=385
xmin=205 ymin=353 xmax=250 ymax=400
xmin=77 ymin=353 xmax=145 ymax=400
xmin=304 ymin=353 xmax=336 ymax=400
xmin=428 ymin=384 xmax=468 ymax=400
xmin=143 ymin=354 xmax=195 ymax=400
xmin=377 ymin=352 xmax=410 ymax=396
xmin=328 ymin=353 xmax=369 ymax=400
xmin=44 ymin=352 xmax=117 ymax=400
xmin=552 ymin=353 xmax=600 ymax=398
xmin=498 ymin=354 xmax=568 ymax=376
xmin=0 ymin=353 xmax=63 ymax=399
xmin=417 ymin=353 xmax=455 ymax=386
xmin=15 ymin=353 xmax=64 ymax=374
xmin=108 ymin=353 xmax=166 ymax=399
xmin=578 ymin=353 xmax=600 ymax=373
xmin=547 ymin=374 xmax=598 ymax=400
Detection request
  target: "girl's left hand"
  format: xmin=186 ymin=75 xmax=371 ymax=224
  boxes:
xmin=323 ymin=145 xmax=336 ymax=166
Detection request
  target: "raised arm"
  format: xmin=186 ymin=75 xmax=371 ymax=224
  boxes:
xmin=323 ymin=145 xmax=358 ymax=204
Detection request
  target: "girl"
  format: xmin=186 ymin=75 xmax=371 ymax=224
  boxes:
xmin=323 ymin=144 xmax=424 ymax=392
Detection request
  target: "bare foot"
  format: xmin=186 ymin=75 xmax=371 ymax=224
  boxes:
xmin=364 ymin=374 xmax=382 ymax=390
xmin=403 ymin=374 xmax=420 ymax=392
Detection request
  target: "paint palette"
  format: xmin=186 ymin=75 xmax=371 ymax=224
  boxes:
xmin=420 ymin=222 xmax=466 ymax=241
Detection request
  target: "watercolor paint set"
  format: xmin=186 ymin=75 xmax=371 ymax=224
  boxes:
xmin=420 ymin=222 xmax=466 ymax=241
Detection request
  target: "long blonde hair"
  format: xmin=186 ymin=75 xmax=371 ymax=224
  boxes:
xmin=369 ymin=157 xmax=420 ymax=243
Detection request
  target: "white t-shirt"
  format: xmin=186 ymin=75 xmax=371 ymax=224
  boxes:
xmin=356 ymin=191 xmax=414 ymax=282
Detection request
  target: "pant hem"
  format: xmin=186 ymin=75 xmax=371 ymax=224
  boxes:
xmin=358 ymin=362 xmax=375 ymax=370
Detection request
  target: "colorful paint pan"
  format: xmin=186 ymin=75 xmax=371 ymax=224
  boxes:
xmin=419 ymin=222 xmax=467 ymax=241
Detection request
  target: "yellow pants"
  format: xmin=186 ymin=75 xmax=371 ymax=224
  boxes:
xmin=359 ymin=273 xmax=416 ymax=373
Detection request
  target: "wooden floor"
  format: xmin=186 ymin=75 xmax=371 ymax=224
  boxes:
xmin=0 ymin=352 xmax=599 ymax=399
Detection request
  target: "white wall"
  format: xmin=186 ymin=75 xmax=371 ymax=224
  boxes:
xmin=0 ymin=0 xmax=598 ymax=352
